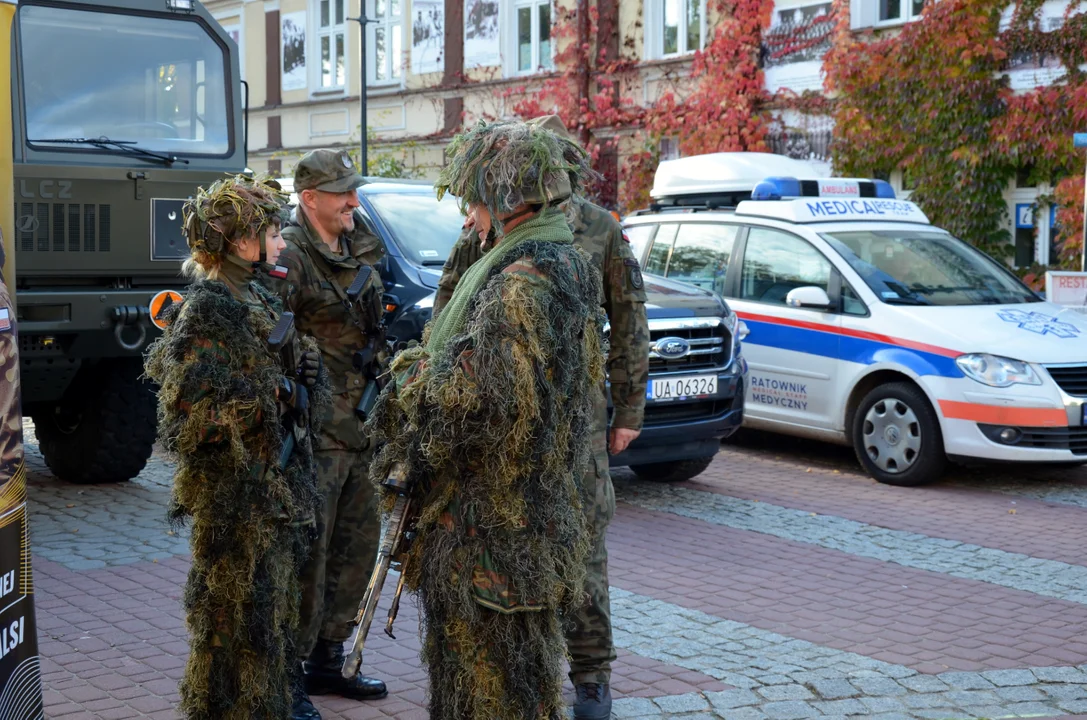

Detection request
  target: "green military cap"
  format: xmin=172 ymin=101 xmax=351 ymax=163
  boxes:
xmin=294 ymin=149 xmax=366 ymax=193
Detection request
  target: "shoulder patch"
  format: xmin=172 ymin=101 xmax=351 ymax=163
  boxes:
xmin=623 ymin=257 xmax=644 ymax=290
xmin=0 ymin=308 xmax=10 ymax=333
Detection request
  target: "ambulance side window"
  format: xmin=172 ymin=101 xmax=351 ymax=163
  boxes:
xmin=740 ymin=228 xmax=832 ymax=306
xmin=643 ymin=224 xmax=679 ymax=275
xmin=841 ymin=283 xmax=867 ymax=316
xmin=624 ymin=224 xmax=656 ymax=264
xmin=666 ymin=223 xmax=739 ymax=296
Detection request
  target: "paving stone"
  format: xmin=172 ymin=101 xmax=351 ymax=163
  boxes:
xmin=850 ymin=677 xmax=907 ymax=697
xmin=994 ymin=685 xmax=1047 ymax=703
xmin=1058 ymin=699 xmax=1087 ymax=714
xmin=611 ymin=698 xmax=660 ymax=720
xmin=859 ymin=696 xmax=906 ymax=713
xmin=808 ymin=679 xmax=858 ymax=700
xmin=761 ymin=700 xmax=818 ymax=720
xmin=938 ymin=672 xmax=996 ymax=690
xmin=705 ymin=689 xmax=760 ymax=710
xmin=980 ymin=668 xmax=1038 ymax=687
xmin=716 ymin=708 xmax=768 ymax=720
xmin=653 ymin=693 xmax=709 ymax=714
xmin=1043 ymin=683 xmax=1087 ymax=701
xmin=811 ymin=698 xmax=867 ymax=715
xmin=756 ymin=685 xmax=814 ymax=702
xmin=893 ymin=675 xmax=946 ymax=694
xmin=1033 ymin=666 xmax=1087 ymax=684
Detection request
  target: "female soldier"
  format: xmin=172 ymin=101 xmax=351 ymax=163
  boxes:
xmin=367 ymin=120 xmax=606 ymax=719
xmin=145 ymin=175 xmax=331 ymax=720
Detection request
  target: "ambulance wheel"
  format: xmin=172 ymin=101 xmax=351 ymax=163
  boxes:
xmin=630 ymin=455 xmax=715 ymax=483
xmin=853 ymin=382 xmax=946 ymax=487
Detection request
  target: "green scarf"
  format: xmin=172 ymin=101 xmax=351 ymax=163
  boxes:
xmin=426 ymin=207 xmax=573 ymax=354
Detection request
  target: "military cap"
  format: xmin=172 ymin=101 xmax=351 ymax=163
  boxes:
xmin=294 ymin=149 xmax=365 ymax=193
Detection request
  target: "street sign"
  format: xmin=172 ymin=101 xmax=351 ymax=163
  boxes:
xmin=1015 ymin=203 xmax=1034 ymax=228
xmin=1075 ymin=133 xmax=1087 ymax=148
xmin=1046 ymin=271 xmax=1087 ymax=314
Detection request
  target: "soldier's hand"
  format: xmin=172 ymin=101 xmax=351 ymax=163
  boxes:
xmin=279 ymin=378 xmax=310 ymax=419
xmin=299 ymin=351 xmax=322 ymax=388
xmin=609 ymin=428 xmax=640 ymax=455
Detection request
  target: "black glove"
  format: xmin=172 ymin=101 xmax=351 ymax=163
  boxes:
xmin=298 ymin=350 xmax=322 ymax=389
xmin=280 ymin=378 xmax=309 ymax=419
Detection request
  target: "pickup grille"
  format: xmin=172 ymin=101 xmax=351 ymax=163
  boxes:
xmin=16 ymin=202 xmax=112 ymax=253
xmin=647 ymin=317 xmax=732 ymax=374
xmin=1045 ymin=364 xmax=1087 ymax=398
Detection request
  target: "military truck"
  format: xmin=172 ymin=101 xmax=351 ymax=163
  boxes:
xmin=10 ymin=0 xmax=246 ymax=482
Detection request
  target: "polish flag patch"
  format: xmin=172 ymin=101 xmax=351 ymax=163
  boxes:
xmin=0 ymin=309 xmax=10 ymax=332
xmin=269 ymin=265 xmax=289 ymax=279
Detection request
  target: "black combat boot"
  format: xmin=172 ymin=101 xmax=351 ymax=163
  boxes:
xmin=573 ymin=683 xmax=612 ymax=720
xmin=303 ymin=638 xmax=388 ymax=700
xmin=291 ymin=664 xmax=322 ymax=720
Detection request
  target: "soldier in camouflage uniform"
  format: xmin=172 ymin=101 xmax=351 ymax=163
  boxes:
xmin=267 ymin=150 xmax=388 ymax=719
xmin=433 ymin=116 xmax=650 ymax=720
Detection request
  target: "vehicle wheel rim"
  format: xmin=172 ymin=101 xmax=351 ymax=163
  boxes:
xmin=51 ymin=406 xmax=82 ymax=435
xmin=862 ymin=398 xmax=921 ymax=474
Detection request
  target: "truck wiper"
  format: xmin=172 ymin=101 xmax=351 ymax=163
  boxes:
xmin=29 ymin=136 xmax=189 ymax=166
xmin=882 ymin=296 xmax=929 ymax=305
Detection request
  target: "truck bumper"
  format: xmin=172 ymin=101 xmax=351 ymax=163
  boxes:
xmin=609 ymin=373 xmax=745 ymax=467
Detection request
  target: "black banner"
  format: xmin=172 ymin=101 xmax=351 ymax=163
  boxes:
xmin=0 ymin=279 xmax=44 ymax=720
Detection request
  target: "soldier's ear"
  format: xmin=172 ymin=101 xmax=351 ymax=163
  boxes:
xmin=300 ymin=189 xmax=319 ymax=211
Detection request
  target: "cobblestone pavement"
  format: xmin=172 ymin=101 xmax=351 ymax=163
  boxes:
xmin=26 ymin=424 xmax=1087 ymax=719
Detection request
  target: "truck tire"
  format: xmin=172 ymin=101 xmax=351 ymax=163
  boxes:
xmin=852 ymin=381 xmax=946 ymax=487
xmin=630 ymin=455 xmax=715 ymax=483
xmin=33 ymin=360 xmax=157 ymax=484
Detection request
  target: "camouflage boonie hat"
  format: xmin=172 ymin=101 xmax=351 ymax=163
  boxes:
xmin=294 ymin=149 xmax=365 ymax=193
xmin=525 ymin=114 xmax=573 ymax=140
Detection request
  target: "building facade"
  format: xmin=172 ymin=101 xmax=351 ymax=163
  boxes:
xmin=206 ymin=0 xmax=1079 ymax=266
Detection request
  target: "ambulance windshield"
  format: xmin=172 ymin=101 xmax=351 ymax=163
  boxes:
xmin=822 ymin=230 xmax=1040 ymax=307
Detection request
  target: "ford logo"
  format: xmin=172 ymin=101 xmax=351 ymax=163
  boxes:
xmin=654 ymin=336 xmax=690 ymax=359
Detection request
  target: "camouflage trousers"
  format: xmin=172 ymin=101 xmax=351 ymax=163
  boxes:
xmin=297 ymin=444 xmax=381 ymax=657
xmin=566 ymin=452 xmax=617 ymax=686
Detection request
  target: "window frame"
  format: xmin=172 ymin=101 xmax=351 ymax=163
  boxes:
xmin=643 ymin=0 xmax=706 ymax=60
xmin=506 ymin=0 xmax=554 ymax=77
xmin=367 ymin=0 xmax=404 ymax=87
xmin=731 ymin=224 xmax=840 ymax=311
xmin=875 ymin=0 xmax=924 ymax=27
xmin=310 ymin=0 xmax=348 ymax=93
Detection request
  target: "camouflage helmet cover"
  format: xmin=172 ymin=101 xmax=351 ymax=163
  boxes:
xmin=435 ymin=119 xmax=598 ymax=222
xmin=183 ymin=174 xmax=289 ymax=266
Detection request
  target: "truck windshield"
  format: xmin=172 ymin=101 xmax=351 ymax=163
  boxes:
xmin=822 ymin=229 xmax=1040 ymax=306
xmin=365 ymin=191 xmax=465 ymax=265
xmin=20 ymin=5 xmax=232 ymax=157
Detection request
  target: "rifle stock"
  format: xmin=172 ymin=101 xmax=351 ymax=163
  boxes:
xmin=342 ymin=465 xmax=415 ymax=679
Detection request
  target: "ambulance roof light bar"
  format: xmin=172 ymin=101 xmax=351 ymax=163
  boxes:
xmin=751 ymin=176 xmax=897 ymax=201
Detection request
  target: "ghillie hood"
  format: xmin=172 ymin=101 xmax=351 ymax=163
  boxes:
xmin=144 ymin=279 xmax=329 ymax=720
xmin=368 ymin=238 xmax=606 ymax=720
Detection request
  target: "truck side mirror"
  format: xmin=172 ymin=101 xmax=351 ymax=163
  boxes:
xmin=785 ymin=286 xmax=832 ymax=310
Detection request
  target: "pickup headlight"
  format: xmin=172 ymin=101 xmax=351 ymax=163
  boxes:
xmin=955 ymin=353 xmax=1041 ymax=388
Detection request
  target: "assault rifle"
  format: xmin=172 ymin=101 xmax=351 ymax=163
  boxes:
xmin=267 ymin=311 xmax=300 ymax=469
xmin=341 ymin=462 xmax=417 ymax=679
xmin=346 ymin=265 xmax=387 ymax=421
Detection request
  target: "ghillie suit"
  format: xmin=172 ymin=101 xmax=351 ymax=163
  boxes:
xmin=144 ymin=174 xmax=331 ymax=720
xmin=368 ymin=118 xmax=607 ymax=720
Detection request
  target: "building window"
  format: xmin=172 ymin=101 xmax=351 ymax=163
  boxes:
xmin=369 ymin=0 xmax=403 ymax=84
xmin=513 ymin=0 xmax=553 ymax=74
xmin=317 ymin=0 xmax=346 ymax=90
xmin=878 ymin=0 xmax=923 ymax=24
xmin=645 ymin=0 xmax=704 ymax=59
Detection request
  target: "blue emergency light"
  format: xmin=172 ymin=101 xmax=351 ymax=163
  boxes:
xmin=751 ymin=177 xmax=896 ymax=201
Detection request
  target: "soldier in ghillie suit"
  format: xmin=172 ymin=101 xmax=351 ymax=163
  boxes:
xmin=144 ymin=175 xmax=331 ymax=720
xmin=434 ymin=115 xmax=650 ymax=720
xmin=265 ymin=150 xmax=387 ymax=717
xmin=367 ymin=119 xmax=607 ymax=719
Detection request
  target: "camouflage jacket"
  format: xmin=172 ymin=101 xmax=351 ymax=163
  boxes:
xmin=272 ymin=210 xmax=385 ymax=451
xmin=0 ymin=280 xmax=21 ymax=484
xmin=435 ymin=196 xmax=649 ymax=432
